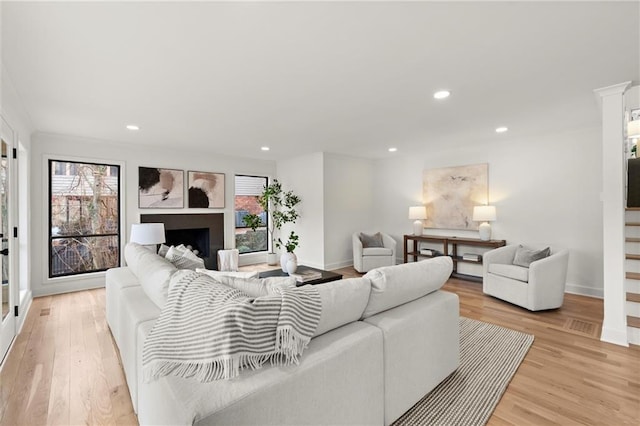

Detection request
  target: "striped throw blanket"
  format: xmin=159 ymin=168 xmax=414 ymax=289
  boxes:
xmin=142 ymin=271 xmax=322 ymax=382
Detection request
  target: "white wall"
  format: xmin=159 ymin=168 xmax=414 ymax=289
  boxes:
xmin=323 ymin=153 xmax=375 ymax=269
xmin=30 ymin=132 xmax=276 ymax=296
xmin=275 ymin=152 xmax=375 ymax=270
xmin=276 ymin=153 xmax=325 ymax=269
xmin=1 ymin=65 xmax=34 ymax=331
xmin=372 ymin=127 xmax=604 ymax=296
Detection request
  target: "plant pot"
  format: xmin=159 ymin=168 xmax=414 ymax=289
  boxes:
xmin=266 ymin=252 xmax=279 ymax=266
xmin=285 ymin=258 xmax=298 ymax=274
xmin=281 ymin=252 xmax=297 ymax=272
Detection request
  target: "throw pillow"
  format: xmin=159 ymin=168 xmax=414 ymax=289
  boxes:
xmin=165 ymin=245 xmax=205 ymax=270
xmin=360 ymin=232 xmax=384 ymax=248
xmin=157 ymin=244 xmax=170 ymax=257
xmin=195 ymin=268 xmax=260 ymax=280
xmin=513 ymin=245 xmax=551 ymax=268
xmin=211 ymin=275 xmax=297 ymax=298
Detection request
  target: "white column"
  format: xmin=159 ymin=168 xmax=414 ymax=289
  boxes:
xmin=594 ymin=82 xmax=630 ymax=347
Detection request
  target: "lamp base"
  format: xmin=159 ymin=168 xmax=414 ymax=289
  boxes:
xmin=413 ymin=220 xmax=423 ymax=236
xmin=478 ymin=222 xmax=492 ymax=241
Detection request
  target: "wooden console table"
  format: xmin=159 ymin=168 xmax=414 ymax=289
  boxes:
xmin=403 ymin=235 xmax=506 ymax=282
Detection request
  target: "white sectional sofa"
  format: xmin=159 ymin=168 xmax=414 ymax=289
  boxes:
xmin=106 ymin=243 xmax=459 ymax=426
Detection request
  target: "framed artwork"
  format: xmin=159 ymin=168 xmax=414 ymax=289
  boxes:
xmin=138 ymin=167 xmax=184 ymax=208
xmin=188 ymin=171 xmax=225 ymax=208
xmin=423 ymin=163 xmax=488 ymax=230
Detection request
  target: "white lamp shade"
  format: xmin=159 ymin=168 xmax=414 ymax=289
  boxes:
xmin=629 ymin=120 xmax=640 ymax=139
xmin=473 ymin=206 xmax=496 ymax=222
xmin=408 ymin=206 xmax=427 ymax=220
xmin=130 ymin=223 xmax=166 ymax=245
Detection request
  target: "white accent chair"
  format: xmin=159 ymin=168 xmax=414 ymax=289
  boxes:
xmin=353 ymin=232 xmax=397 ymax=273
xmin=482 ymin=244 xmax=569 ymax=311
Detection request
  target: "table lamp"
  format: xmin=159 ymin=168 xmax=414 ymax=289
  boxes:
xmin=409 ymin=206 xmax=427 ymax=236
xmin=130 ymin=223 xmax=166 ymax=252
xmin=473 ymin=206 xmax=496 ymax=241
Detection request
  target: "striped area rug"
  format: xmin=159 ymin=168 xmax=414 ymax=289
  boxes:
xmin=393 ymin=318 xmax=534 ymax=426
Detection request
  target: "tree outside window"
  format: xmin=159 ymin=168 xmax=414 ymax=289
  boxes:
xmin=49 ymin=160 xmax=120 ymax=277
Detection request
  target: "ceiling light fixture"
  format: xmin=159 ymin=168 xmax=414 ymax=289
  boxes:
xmin=433 ymin=90 xmax=450 ymax=100
xmin=388 ymin=147 xmax=398 ymax=152
xmin=261 ymin=146 xmax=270 ymax=151
xmin=495 ymin=127 xmax=508 ymax=133
xmin=126 ymin=125 xmax=140 ymax=131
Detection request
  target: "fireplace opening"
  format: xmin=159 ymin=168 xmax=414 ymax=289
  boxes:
xmin=140 ymin=213 xmax=224 ymax=270
xmin=165 ymin=228 xmax=210 ymax=258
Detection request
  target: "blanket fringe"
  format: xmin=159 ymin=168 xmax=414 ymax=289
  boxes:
xmin=144 ymin=353 xmax=274 ymax=383
xmin=144 ymin=327 xmax=312 ymax=383
xmin=275 ymin=326 xmax=311 ymax=365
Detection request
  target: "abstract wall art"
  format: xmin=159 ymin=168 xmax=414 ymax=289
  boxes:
xmin=423 ymin=163 xmax=488 ymax=230
xmin=188 ymin=171 xmax=225 ymax=208
xmin=138 ymin=167 xmax=184 ymax=208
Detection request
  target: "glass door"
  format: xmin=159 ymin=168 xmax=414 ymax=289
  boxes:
xmin=0 ymin=117 xmax=15 ymax=364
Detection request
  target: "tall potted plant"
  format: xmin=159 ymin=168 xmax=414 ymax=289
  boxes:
xmin=242 ymin=179 xmax=301 ymax=267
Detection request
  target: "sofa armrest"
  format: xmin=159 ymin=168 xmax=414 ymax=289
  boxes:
xmin=353 ymin=233 xmax=364 ymax=271
xmin=382 ymin=233 xmax=397 ymax=264
xmin=528 ymin=249 xmax=569 ymax=309
xmin=482 ymin=245 xmax=518 ymax=277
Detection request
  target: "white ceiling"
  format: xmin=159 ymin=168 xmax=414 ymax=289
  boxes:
xmin=1 ymin=1 xmax=639 ymax=160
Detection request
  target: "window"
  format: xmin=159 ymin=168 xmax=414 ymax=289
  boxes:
xmin=49 ymin=160 xmax=120 ymax=278
xmin=235 ymin=175 xmax=268 ymax=254
xmin=53 ymin=162 xmax=66 ymax=175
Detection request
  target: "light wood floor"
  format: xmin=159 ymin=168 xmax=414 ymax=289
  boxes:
xmin=1 ymin=268 xmax=639 ymax=425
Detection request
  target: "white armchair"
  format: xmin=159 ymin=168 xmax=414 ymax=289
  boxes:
xmin=353 ymin=232 xmax=397 ymax=273
xmin=483 ymin=244 xmax=569 ymax=311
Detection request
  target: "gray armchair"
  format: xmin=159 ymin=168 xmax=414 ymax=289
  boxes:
xmin=482 ymin=244 xmax=569 ymax=311
xmin=352 ymin=232 xmax=397 ymax=273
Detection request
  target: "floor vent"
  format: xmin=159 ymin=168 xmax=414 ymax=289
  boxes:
xmin=565 ymin=318 xmax=598 ymax=337
xmin=40 ymin=308 xmax=50 ymax=316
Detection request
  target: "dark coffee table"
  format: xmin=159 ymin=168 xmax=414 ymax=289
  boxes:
xmin=259 ymin=265 xmax=343 ymax=286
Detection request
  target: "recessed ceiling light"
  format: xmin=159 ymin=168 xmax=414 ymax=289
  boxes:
xmin=388 ymin=147 xmax=398 ymax=152
xmin=261 ymin=146 xmax=270 ymax=151
xmin=495 ymin=127 xmax=508 ymax=133
xmin=433 ymin=90 xmax=450 ymax=100
xmin=126 ymin=124 xmax=139 ymax=131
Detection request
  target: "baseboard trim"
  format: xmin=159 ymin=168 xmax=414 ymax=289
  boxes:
xmin=565 ymin=284 xmax=603 ymax=298
xmin=16 ymin=291 xmax=33 ymax=334
xmin=33 ymin=282 xmax=105 ymax=297
xmin=324 ymin=259 xmax=354 ymax=271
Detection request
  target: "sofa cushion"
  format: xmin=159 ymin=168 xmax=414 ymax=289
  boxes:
xmin=196 ymin=268 xmax=259 ymax=280
xmin=361 ymin=256 xmax=453 ymax=319
xmin=125 ymin=242 xmax=178 ymax=309
xmin=125 ymin=242 xmax=150 ymax=277
xmin=488 ymin=263 xmax=530 ymax=282
xmin=513 ymin=245 xmax=551 ymax=267
xmin=313 ymin=277 xmax=371 ymax=337
xmin=362 ymin=247 xmax=393 ymax=256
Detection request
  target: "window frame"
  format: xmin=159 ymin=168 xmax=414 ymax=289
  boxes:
xmin=234 ymin=174 xmax=269 ymax=254
xmin=48 ymin=159 xmax=122 ymax=278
